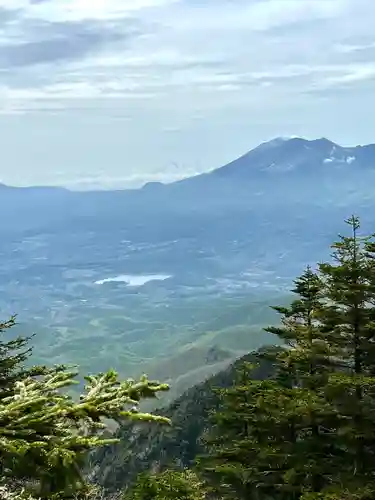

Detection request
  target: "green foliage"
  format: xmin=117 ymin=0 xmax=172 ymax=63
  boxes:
xmin=0 ymin=316 xmax=52 ymax=398
xmin=301 ymin=485 xmax=375 ymax=500
xmin=91 ymin=351 xmax=276 ymax=493
xmin=7 ymin=215 xmax=375 ymax=500
xmin=264 ymin=266 xmax=333 ymax=389
xmin=0 ymin=319 xmax=170 ymax=500
xmin=198 ymin=216 xmax=375 ymax=499
xmin=318 ymin=215 xmax=375 ymax=371
xmin=124 ymin=469 xmax=206 ymax=500
xmin=316 ymin=216 xmax=375 ymax=484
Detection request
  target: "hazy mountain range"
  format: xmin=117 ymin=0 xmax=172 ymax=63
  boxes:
xmin=2 ymin=136 xmax=375 ymax=402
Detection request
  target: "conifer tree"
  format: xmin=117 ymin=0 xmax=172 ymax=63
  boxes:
xmin=316 ymin=216 xmax=375 ymax=491
xmin=318 ymin=216 xmax=375 ymax=371
xmin=262 ymin=266 xmax=340 ymax=493
xmin=0 ymin=366 xmax=170 ymax=499
xmin=198 ymin=362 xmax=304 ymax=500
xmin=124 ymin=469 xmax=206 ymax=500
xmin=0 ymin=316 xmax=48 ymax=397
xmin=264 ymin=266 xmax=331 ymax=389
xmin=200 ymin=218 xmax=375 ymax=498
xmin=200 ymin=268 xmax=338 ymax=499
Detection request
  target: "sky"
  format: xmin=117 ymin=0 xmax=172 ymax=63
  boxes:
xmin=0 ymin=0 xmax=374 ymax=189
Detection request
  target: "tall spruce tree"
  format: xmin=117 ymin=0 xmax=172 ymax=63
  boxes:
xmin=264 ymin=266 xmax=331 ymax=390
xmin=200 ymin=218 xmax=375 ymax=499
xmin=200 ymin=268 xmax=337 ymax=499
xmin=262 ymin=266 xmax=340 ymax=493
xmin=198 ymin=362 xmax=294 ymax=500
xmin=318 ymin=216 xmax=375 ymax=371
xmin=316 ymin=216 xmax=375 ymax=491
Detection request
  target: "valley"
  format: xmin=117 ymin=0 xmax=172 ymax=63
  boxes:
xmin=2 ymin=137 xmax=375 ymax=405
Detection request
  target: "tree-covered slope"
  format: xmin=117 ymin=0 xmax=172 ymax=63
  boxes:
xmin=92 ymin=347 xmax=277 ymax=492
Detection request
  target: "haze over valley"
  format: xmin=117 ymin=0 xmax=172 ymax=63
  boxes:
xmin=2 ymin=136 xmax=375 ymax=402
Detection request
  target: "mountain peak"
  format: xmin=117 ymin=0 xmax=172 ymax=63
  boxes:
xmin=262 ymin=136 xmax=338 ymax=148
xmin=206 ymin=136 xmax=368 ymax=180
xmin=310 ymin=137 xmax=338 ymax=148
xmin=256 ymin=136 xmax=301 ymax=150
xmin=252 ymin=137 xmax=338 ymax=157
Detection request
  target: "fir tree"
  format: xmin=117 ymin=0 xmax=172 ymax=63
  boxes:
xmin=0 ymin=316 xmax=48 ymax=397
xmin=318 ymin=216 xmax=375 ymax=372
xmin=198 ymin=362 xmax=307 ymax=500
xmin=264 ymin=266 xmax=331 ymax=390
xmin=0 ymin=366 xmax=170 ymax=499
xmin=200 ymin=266 xmax=340 ymax=499
xmin=317 ymin=216 xmax=375 ymax=490
xmin=124 ymin=469 xmax=206 ymax=500
xmin=200 ymin=218 xmax=375 ymax=498
xmin=262 ymin=266 xmax=340 ymax=493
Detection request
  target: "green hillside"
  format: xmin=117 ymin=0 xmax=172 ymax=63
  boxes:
xmin=91 ymin=347 xmax=277 ymax=492
xmin=16 ymin=292 xmax=288 ymax=408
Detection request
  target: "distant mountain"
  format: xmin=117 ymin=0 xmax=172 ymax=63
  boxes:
xmin=203 ymin=137 xmax=375 ymax=177
xmin=2 ymin=137 xmax=374 ymax=194
xmin=169 ymin=137 xmax=375 ymax=198
xmin=2 ymin=137 xmax=375 ymax=202
xmin=129 ymin=136 xmax=373 ymax=216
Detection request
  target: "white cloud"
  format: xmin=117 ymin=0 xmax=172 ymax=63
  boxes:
xmin=0 ymin=0 xmax=175 ymax=21
xmin=51 ymin=169 xmax=205 ymax=190
xmin=318 ymin=64 xmax=375 ymax=87
xmin=335 ymin=42 xmax=375 ymax=53
xmin=171 ymin=0 xmax=349 ymax=33
xmin=0 ymin=0 xmax=374 ymax=187
xmin=0 ymin=0 xmax=372 ymax=103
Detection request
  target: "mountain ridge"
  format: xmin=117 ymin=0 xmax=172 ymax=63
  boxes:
xmin=2 ymin=136 xmax=374 ymax=192
xmin=206 ymin=136 xmax=375 ymax=179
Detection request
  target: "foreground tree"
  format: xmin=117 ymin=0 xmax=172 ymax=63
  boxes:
xmin=0 ymin=334 xmax=170 ymax=500
xmin=199 ymin=267 xmax=336 ymax=499
xmin=262 ymin=266 xmax=340 ymax=493
xmin=199 ymin=364 xmax=301 ymax=500
xmin=317 ymin=216 xmax=375 ymax=491
xmin=0 ymin=317 xmax=170 ymax=499
xmin=264 ymin=266 xmax=332 ymax=389
xmin=124 ymin=469 xmax=206 ymax=500
xmin=0 ymin=367 xmax=170 ymax=499
xmin=200 ymin=217 xmax=375 ymax=499
xmin=0 ymin=316 xmax=50 ymax=397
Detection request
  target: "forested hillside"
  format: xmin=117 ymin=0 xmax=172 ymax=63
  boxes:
xmin=97 ymin=216 xmax=375 ymax=500
xmin=4 ymin=216 xmax=375 ymax=500
xmin=91 ymin=347 xmax=277 ymax=492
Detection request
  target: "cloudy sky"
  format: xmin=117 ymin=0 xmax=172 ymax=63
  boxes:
xmin=0 ymin=0 xmax=374 ymax=189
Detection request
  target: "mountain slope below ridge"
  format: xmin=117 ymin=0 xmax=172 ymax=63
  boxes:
xmin=163 ymin=136 xmax=375 ymax=209
xmin=91 ymin=348 xmax=277 ymax=492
